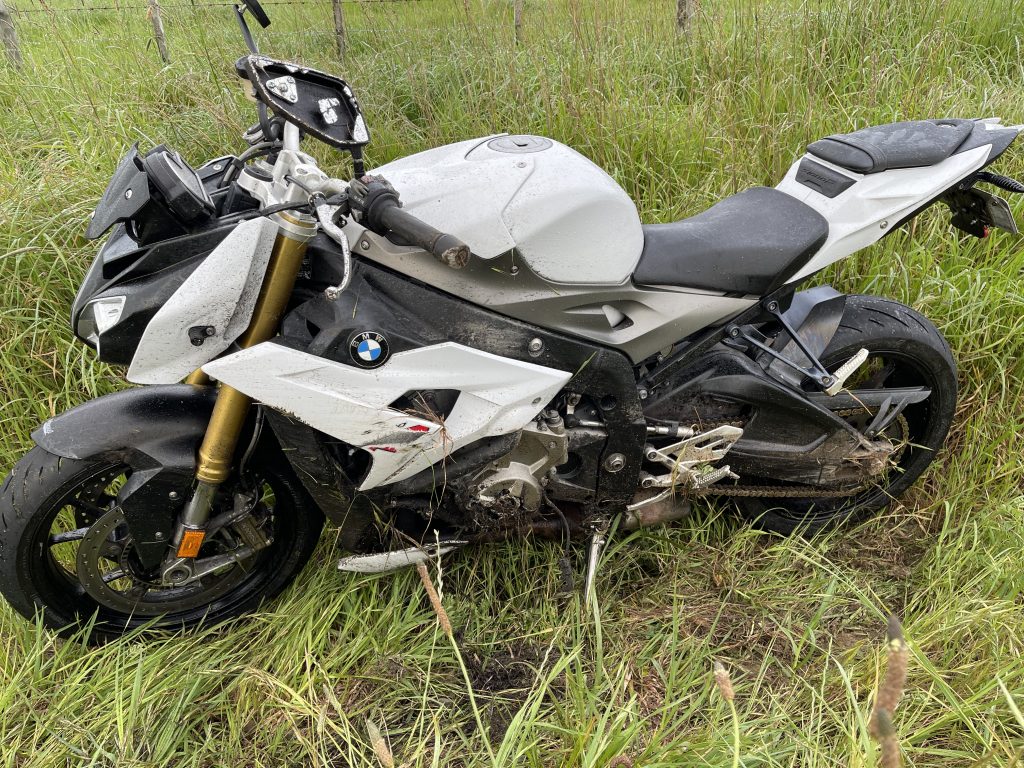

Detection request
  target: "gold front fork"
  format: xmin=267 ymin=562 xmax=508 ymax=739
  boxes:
xmin=173 ymin=213 xmax=316 ymax=557
xmin=184 ymin=369 xmax=210 ymax=386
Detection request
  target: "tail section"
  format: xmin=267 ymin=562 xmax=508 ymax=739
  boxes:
xmin=776 ymin=118 xmax=1021 ymax=282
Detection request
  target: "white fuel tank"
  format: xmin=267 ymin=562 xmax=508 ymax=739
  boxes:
xmin=372 ymin=135 xmax=644 ymax=284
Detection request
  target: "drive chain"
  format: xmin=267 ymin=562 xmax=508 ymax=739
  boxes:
xmin=684 ymin=409 xmax=909 ymax=500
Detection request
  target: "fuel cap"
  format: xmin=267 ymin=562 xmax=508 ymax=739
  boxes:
xmin=486 ymin=135 xmax=554 ymax=154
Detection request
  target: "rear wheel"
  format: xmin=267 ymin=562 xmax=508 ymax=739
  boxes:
xmin=0 ymin=441 xmax=323 ymax=642
xmin=736 ymin=295 xmax=958 ymax=535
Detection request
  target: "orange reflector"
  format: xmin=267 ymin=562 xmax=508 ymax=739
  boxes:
xmin=176 ymin=529 xmax=206 ymax=559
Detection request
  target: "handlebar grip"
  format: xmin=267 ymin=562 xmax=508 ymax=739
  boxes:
xmin=375 ymin=201 xmax=471 ymax=269
xmin=349 ymin=175 xmax=471 ymax=269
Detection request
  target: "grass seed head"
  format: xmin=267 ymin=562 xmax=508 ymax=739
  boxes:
xmin=870 ymin=615 xmax=908 ymax=738
xmin=366 ymin=719 xmax=395 ymax=768
xmin=714 ymin=660 xmax=735 ymax=702
xmin=874 ymin=709 xmax=902 ymax=768
xmin=416 ymin=562 xmax=453 ymax=637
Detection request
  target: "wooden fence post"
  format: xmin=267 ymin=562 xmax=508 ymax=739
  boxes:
xmin=0 ymin=0 xmax=22 ymax=69
xmin=514 ymin=0 xmax=524 ymax=44
xmin=331 ymin=0 xmax=346 ymax=60
xmin=147 ymin=0 xmax=170 ymax=64
xmin=676 ymin=0 xmax=697 ymax=33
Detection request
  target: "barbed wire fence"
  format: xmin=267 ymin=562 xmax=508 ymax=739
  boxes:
xmin=0 ymin=0 xmax=692 ymax=69
xmin=0 ymin=0 xmax=446 ymax=67
xmin=0 ymin=0 xmax=21 ymax=67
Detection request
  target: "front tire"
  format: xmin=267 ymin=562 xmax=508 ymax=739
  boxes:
xmin=736 ymin=294 xmax=958 ymax=535
xmin=0 ymin=441 xmax=323 ymax=642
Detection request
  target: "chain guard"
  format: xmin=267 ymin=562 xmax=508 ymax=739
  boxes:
xmin=635 ymin=409 xmax=909 ymax=504
xmin=690 ymin=410 xmax=910 ymax=499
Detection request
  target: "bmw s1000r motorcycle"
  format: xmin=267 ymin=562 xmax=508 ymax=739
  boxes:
xmin=2 ymin=0 xmax=1020 ymax=641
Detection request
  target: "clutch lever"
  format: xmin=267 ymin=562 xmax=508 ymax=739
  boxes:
xmin=310 ymin=192 xmax=352 ymax=300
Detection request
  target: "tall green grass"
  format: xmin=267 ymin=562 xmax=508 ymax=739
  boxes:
xmin=0 ymin=0 xmax=1022 ymax=764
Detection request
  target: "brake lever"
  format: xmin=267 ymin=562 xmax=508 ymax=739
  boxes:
xmin=310 ymin=192 xmax=352 ymax=300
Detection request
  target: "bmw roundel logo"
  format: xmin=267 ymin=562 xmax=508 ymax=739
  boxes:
xmin=349 ymin=330 xmax=390 ymax=368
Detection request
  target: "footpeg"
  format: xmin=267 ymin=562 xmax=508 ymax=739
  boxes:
xmin=824 ymin=347 xmax=869 ymax=396
xmin=628 ymin=425 xmax=744 ymax=511
xmin=583 ymin=530 xmax=606 ymax=608
xmin=644 ymin=425 xmax=744 ymax=471
xmin=693 ymin=465 xmax=739 ymax=488
xmin=337 ymin=540 xmax=466 ymax=574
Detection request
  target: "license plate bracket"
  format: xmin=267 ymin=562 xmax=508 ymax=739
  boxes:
xmin=945 ymin=187 xmax=1019 ymax=237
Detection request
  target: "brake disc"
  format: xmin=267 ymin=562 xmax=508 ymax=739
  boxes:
xmin=76 ymin=506 xmax=251 ymax=616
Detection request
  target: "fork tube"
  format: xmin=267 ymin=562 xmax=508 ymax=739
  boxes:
xmin=184 ymin=369 xmax=210 ymax=386
xmin=180 ymin=213 xmax=315 ymax=537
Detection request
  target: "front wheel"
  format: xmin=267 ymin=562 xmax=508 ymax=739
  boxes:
xmin=736 ymin=294 xmax=958 ymax=535
xmin=0 ymin=441 xmax=323 ymax=643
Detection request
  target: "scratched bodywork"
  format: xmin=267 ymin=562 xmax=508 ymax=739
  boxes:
xmin=126 ymin=217 xmax=279 ymax=384
xmin=203 ymin=341 xmax=572 ymax=489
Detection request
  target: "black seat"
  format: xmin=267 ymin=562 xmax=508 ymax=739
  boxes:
xmin=807 ymin=119 xmax=974 ymax=174
xmin=633 ymin=187 xmax=829 ymax=296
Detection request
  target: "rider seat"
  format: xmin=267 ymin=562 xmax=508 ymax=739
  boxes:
xmin=806 ymin=118 xmax=975 ymax=174
xmin=632 ymin=187 xmax=829 ymax=296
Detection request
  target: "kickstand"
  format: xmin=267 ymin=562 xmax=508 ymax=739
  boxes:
xmin=583 ymin=529 xmax=607 ymax=608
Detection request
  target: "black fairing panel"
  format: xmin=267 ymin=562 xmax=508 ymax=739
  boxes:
xmin=72 ymin=222 xmax=241 ymax=364
xmin=283 ymin=250 xmax=436 ymax=361
xmin=75 ymin=149 xmax=257 ymax=348
xmin=85 ymin=146 xmax=151 ymax=239
xmin=633 ymin=187 xmax=829 ymax=295
xmin=91 ymin=255 xmax=207 ymax=366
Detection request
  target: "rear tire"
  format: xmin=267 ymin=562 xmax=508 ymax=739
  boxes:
xmin=0 ymin=441 xmax=323 ymax=643
xmin=736 ymin=294 xmax=957 ymax=535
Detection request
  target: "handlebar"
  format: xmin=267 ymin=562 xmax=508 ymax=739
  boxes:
xmin=375 ymin=203 xmax=471 ymax=269
xmin=349 ymin=176 xmax=471 ymax=269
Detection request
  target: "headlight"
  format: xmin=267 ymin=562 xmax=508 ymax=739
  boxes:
xmin=76 ymin=296 xmax=126 ymax=348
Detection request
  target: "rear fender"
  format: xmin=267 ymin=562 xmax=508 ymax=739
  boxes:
xmin=764 ymin=285 xmax=846 ymax=387
xmin=31 ymin=385 xmax=216 ymax=568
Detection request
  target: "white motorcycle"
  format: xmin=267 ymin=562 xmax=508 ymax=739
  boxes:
xmin=1 ymin=0 xmax=1018 ymax=641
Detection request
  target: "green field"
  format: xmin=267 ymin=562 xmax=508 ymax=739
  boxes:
xmin=0 ymin=0 xmax=1023 ymax=764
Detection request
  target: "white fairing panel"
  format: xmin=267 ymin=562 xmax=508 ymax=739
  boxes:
xmin=372 ymin=135 xmax=645 ymax=284
xmin=202 ymin=341 xmax=572 ymax=490
xmin=127 ymin=217 xmax=279 ymax=384
xmin=778 ymin=144 xmax=992 ymax=282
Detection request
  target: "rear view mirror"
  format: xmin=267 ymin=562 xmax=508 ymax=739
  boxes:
xmin=238 ymin=55 xmax=370 ymax=154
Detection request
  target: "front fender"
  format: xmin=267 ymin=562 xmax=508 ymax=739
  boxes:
xmin=32 ymin=384 xmax=216 ymax=470
xmin=32 ymin=384 xmax=216 ymax=569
